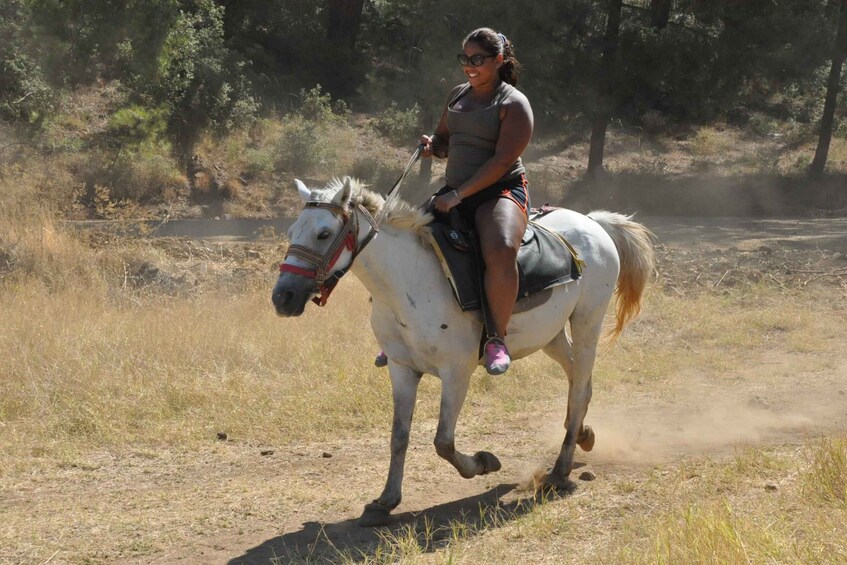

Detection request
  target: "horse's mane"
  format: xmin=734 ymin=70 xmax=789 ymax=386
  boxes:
xmin=317 ymin=177 xmax=433 ymax=236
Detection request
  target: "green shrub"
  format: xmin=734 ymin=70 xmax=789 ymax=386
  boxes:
xmin=106 ymin=105 xmax=168 ymax=148
xmin=275 ymin=87 xmax=356 ymax=176
xmin=78 ymin=146 xmax=186 ymax=208
xmin=295 ymin=85 xmax=350 ymax=125
xmin=0 ymin=49 xmax=54 ymax=126
xmin=372 ymin=102 xmax=420 ymax=146
xmin=276 ymin=116 xmax=340 ymax=175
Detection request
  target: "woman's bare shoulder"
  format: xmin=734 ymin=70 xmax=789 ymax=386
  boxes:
xmin=502 ymin=85 xmax=531 ymax=108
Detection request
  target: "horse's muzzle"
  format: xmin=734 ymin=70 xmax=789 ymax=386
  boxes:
xmin=272 ymin=277 xmax=311 ymax=317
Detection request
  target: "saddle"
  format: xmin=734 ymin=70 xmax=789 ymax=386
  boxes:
xmin=427 ymin=206 xmax=583 ymax=313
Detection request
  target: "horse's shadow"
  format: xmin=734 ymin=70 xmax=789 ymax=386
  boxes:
xmin=228 ymin=481 xmax=572 ymax=564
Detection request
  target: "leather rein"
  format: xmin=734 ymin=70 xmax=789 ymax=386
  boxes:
xmin=278 ymin=145 xmax=423 ymax=307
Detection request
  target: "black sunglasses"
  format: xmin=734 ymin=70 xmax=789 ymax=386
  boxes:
xmin=457 ymin=53 xmax=495 ymax=67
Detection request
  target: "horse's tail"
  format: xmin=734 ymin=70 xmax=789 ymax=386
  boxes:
xmin=588 ymin=211 xmax=656 ymax=345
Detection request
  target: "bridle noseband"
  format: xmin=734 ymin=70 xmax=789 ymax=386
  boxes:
xmin=279 ymin=200 xmax=379 ymax=306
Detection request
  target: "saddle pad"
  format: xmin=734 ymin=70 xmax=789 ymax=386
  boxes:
xmin=428 ymin=220 xmax=582 ymax=312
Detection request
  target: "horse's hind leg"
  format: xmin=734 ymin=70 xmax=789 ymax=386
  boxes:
xmin=543 ymin=310 xmax=604 ymax=490
xmin=434 ymin=369 xmax=502 ymax=479
xmin=543 ymin=328 xmax=596 ymax=453
xmin=359 ymin=363 xmax=421 ymax=527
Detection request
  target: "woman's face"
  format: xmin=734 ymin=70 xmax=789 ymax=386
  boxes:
xmin=461 ymin=41 xmax=503 ymax=88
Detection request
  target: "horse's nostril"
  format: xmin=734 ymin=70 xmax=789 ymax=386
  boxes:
xmin=272 ymin=288 xmax=292 ymax=308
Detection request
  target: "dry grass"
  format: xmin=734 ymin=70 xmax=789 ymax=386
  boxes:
xmin=352 ymin=438 xmax=847 ymax=564
xmin=2 ymin=232 xmax=845 ymax=562
xmin=2 ymin=155 xmax=847 ymax=561
xmin=0 ymin=280 xmax=401 ymax=474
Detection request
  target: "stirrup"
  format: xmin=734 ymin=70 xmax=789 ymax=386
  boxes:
xmin=484 ymin=337 xmax=511 ymax=376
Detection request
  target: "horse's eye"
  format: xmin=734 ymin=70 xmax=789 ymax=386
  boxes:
xmin=317 ymin=230 xmax=331 ymax=240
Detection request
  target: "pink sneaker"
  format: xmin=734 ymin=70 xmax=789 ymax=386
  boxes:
xmin=484 ymin=338 xmax=511 ymax=375
xmin=374 ymin=350 xmax=388 ymax=368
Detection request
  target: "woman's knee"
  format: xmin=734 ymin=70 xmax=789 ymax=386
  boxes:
xmin=482 ymin=238 xmax=518 ymax=268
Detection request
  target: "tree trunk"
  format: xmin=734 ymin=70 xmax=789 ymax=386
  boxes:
xmin=323 ymin=0 xmax=366 ymax=96
xmin=326 ymin=0 xmax=365 ymax=50
xmin=587 ymin=0 xmax=623 ymax=178
xmin=650 ymin=0 xmax=671 ymax=30
xmin=811 ymin=0 xmax=847 ymax=177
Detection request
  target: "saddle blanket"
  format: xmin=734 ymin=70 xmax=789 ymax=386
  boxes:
xmin=427 ymin=212 xmax=583 ymax=312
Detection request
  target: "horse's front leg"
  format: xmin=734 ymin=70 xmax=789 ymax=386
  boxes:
xmin=434 ymin=370 xmax=502 ymax=478
xmin=359 ymin=362 xmax=421 ymax=527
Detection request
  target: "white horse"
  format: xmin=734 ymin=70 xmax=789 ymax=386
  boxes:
xmin=272 ymin=177 xmax=655 ymax=527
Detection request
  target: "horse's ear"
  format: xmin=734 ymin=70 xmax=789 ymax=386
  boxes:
xmin=295 ymin=179 xmax=311 ymax=203
xmin=331 ymin=177 xmax=354 ymax=209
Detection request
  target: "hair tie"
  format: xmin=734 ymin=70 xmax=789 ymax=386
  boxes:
xmin=498 ymin=33 xmax=508 ymax=47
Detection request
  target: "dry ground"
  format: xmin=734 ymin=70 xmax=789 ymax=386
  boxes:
xmin=2 ymin=217 xmax=846 ymax=564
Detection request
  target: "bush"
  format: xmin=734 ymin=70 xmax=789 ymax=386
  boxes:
xmin=275 ymin=86 xmax=356 ymax=176
xmin=106 ymin=105 xmax=168 ymax=148
xmin=372 ymin=102 xmax=420 ymax=146
xmin=296 ymin=85 xmax=350 ymax=125
xmin=155 ymin=0 xmax=258 ymax=161
xmin=0 ymin=54 xmax=54 ymax=126
xmin=77 ymin=146 xmax=187 ymax=209
xmin=276 ymin=116 xmax=351 ymax=176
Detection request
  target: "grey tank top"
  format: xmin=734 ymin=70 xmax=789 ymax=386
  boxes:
xmin=445 ymin=81 xmax=525 ymax=188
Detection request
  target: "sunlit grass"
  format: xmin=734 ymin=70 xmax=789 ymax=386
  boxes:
xmin=0 ymin=279 xmax=398 ymax=472
xmin=344 ymin=439 xmax=847 ymax=564
xmin=3 ymin=187 xmax=847 ymax=562
xmin=802 ymin=437 xmax=847 ymax=506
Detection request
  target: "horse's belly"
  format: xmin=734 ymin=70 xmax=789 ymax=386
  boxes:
xmin=507 ymin=282 xmax=580 ymax=359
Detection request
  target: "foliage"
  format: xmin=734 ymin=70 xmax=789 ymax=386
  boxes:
xmin=106 ymin=105 xmax=169 ymax=148
xmin=2 ymin=0 xmax=847 ymax=206
xmin=0 ymin=0 xmax=54 ymax=125
xmin=155 ymin=0 xmax=258 ymax=163
xmin=27 ymin=0 xmax=179 ymax=85
xmin=294 ymin=85 xmax=350 ymax=125
xmin=372 ymin=102 xmax=420 ymax=146
xmin=3 ymin=0 xmax=844 ymax=134
xmin=276 ymin=87 xmax=355 ymax=175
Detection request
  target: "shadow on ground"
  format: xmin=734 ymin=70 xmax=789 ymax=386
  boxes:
xmin=228 ymin=482 xmax=560 ymax=564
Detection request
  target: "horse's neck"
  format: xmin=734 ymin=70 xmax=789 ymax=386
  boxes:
xmin=352 ymin=225 xmax=445 ymax=309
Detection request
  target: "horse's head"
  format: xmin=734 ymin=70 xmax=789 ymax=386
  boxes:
xmin=272 ymin=177 xmax=378 ymax=316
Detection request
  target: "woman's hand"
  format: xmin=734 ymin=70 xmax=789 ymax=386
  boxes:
xmin=434 ymin=190 xmax=461 ymax=213
xmin=419 ymin=134 xmax=434 ymax=158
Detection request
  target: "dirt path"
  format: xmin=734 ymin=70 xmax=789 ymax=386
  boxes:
xmin=6 ymin=216 xmax=847 ymax=564
xmin=643 ymin=216 xmax=847 ymax=252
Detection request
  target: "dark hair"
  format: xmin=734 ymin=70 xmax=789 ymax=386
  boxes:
xmin=462 ymin=27 xmax=521 ymax=86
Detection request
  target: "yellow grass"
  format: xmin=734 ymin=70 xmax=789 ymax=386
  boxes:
xmin=2 ymin=196 xmax=847 ymax=561
xmin=0 ymin=281 xmax=401 ymax=472
xmin=353 ymin=439 xmax=847 ymax=564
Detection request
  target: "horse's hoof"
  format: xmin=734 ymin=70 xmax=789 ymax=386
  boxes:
xmin=474 ymin=451 xmax=502 ymax=475
xmin=578 ymin=425 xmax=595 ymax=452
xmin=539 ymin=472 xmax=576 ymax=495
xmin=358 ymin=500 xmax=393 ymax=527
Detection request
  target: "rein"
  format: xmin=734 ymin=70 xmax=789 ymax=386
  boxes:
xmin=279 ymin=145 xmax=423 ymax=307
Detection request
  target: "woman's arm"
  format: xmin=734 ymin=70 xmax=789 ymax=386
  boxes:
xmin=420 ymin=84 xmax=463 ymax=158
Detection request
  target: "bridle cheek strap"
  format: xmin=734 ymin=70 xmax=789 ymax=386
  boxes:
xmin=278 ymin=201 xmax=378 ymax=306
xmin=279 ymin=231 xmax=355 ymax=306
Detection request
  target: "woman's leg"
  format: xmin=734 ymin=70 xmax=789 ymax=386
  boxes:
xmin=474 ymin=197 xmax=528 ymax=338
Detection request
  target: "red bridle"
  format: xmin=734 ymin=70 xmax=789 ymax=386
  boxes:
xmin=279 ymin=201 xmax=378 ymax=306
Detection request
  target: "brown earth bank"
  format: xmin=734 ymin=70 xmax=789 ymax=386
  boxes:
xmin=2 ymin=217 xmax=846 ymax=564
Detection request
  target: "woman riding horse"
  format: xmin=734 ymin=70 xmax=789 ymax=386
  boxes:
xmin=378 ymin=27 xmax=533 ymax=376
